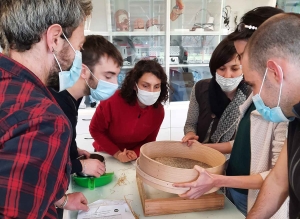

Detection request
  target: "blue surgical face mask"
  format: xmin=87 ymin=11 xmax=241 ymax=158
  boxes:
xmin=252 ymin=67 xmax=290 ymax=123
xmin=85 ymin=68 xmax=118 ymax=101
xmin=53 ymin=32 xmax=82 ymax=92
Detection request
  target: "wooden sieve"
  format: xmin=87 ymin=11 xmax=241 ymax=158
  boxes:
xmin=136 ymin=141 xmax=226 ymax=194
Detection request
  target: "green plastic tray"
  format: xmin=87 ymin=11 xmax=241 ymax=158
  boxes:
xmin=73 ymin=172 xmax=114 ymax=190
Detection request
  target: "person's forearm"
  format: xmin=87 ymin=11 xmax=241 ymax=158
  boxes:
xmin=247 ymin=142 xmax=289 ymax=219
xmin=113 ymin=150 xmax=121 ymax=159
xmin=247 ymin=170 xmax=289 ymax=218
xmin=213 ymin=174 xmax=264 ymax=190
xmin=204 ymin=142 xmax=232 ymax=154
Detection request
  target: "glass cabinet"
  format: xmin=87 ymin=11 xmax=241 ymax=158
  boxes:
xmin=277 ymin=0 xmax=300 ymax=13
xmin=85 ymin=0 xmax=276 ymax=103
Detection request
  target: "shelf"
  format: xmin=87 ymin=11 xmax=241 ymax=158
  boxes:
xmin=84 ymin=0 xmax=277 ymax=103
xmin=169 ymin=64 xmax=209 ymax=68
xmin=122 ymin=65 xmax=134 ymax=69
xmin=84 ymin=30 xmax=110 ymax=36
xmin=122 ymin=64 xmax=166 ymax=69
xmin=170 ymin=30 xmax=223 ymax=36
xmin=111 ymin=31 xmax=165 ymax=36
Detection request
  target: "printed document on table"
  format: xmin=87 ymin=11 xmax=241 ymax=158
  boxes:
xmin=77 ymin=199 xmax=135 ymax=219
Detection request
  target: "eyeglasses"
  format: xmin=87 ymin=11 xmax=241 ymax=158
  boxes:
xmin=237 ymin=23 xmax=257 ymax=32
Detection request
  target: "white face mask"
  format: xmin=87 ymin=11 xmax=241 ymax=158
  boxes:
xmin=136 ymin=83 xmax=161 ymax=106
xmin=215 ymin=73 xmax=243 ymax=92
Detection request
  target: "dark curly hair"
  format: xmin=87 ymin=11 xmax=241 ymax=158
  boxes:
xmin=120 ymin=60 xmax=169 ymax=108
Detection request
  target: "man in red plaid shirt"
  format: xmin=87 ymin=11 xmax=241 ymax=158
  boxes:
xmin=0 ymin=0 xmax=92 ymax=218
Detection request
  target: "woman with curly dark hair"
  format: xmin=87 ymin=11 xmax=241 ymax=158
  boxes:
xmin=90 ymin=60 xmax=169 ymax=162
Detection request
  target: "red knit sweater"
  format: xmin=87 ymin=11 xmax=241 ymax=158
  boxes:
xmin=89 ymin=90 xmax=164 ymax=156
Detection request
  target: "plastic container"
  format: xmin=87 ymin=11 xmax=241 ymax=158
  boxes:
xmin=73 ymin=172 xmax=114 ymax=190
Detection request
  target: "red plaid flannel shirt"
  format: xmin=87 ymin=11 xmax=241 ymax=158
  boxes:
xmin=0 ymin=53 xmax=72 ymax=218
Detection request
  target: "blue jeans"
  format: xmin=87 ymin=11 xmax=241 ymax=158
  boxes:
xmin=227 ymin=188 xmax=248 ymax=216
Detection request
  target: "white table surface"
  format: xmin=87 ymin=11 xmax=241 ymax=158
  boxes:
xmin=64 ymin=153 xmax=245 ymax=219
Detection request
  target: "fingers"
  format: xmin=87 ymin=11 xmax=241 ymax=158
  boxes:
xmin=172 ymin=182 xmax=192 ymax=188
xmin=132 ymin=154 xmax=137 ymax=160
xmin=80 ymin=193 xmax=88 ymax=204
xmin=178 ymin=191 xmax=189 ymax=198
xmin=83 ymin=151 xmax=90 ymax=158
xmin=65 ymin=192 xmax=89 ymax=211
xmin=118 ymin=153 xmax=130 ymax=163
xmin=187 ymin=139 xmax=200 ymax=147
xmin=182 ymin=135 xmax=193 ymax=143
xmin=126 ymin=152 xmax=134 ymax=160
xmin=84 ymin=159 xmax=106 ymax=177
xmin=181 ymin=136 xmax=188 ymax=142
xmin=77 ymin=149 xmax=91 ymax=158
xmin=126 ymin=151 xmax=137 ymax=160
xmin=98 ymin=165 xmax=106 ymax=175
xmin=187 ymin=139 xmax=195 ymax=147
xmin=95 ymin=161 xmax=105 ymax=176
xmin=79 ymin=203 xmax=89 ymax=212
xmin=178 ymin=188 xmax=204 ymax=199
xmin=194 ymin=165 xmax=205 ymax=173
xmin=182 ymin=133 xmax=198 ymax=143
xmin=182 ymin=133 xmax=192 ymax=143
xmin=131 ymin=151 xmax=137 ymax=159
xmin=117 ymin=149 xmax=137 ymax=162
xmin=77 ymin=193 xmax=89 ymax=211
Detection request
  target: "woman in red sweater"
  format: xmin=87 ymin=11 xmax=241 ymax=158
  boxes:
xmin=90 ymin=60 xmax=169 ymax=162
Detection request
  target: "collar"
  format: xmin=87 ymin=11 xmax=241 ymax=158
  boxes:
xmin=292 ymin=102 xmax=300 ymax=118
xmin=0 ymin=53 xmax=57 ymax=104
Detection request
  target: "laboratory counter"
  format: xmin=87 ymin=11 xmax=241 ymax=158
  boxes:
xmin=64 ymin=152 xmax=245 ymax=219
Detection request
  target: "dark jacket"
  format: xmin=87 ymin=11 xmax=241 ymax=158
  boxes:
xmin=195 ymin=79 xmax=220 ymax=143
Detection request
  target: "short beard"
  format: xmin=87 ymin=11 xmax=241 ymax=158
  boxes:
xmin=47 ymin=42 xmax=73 ymax=90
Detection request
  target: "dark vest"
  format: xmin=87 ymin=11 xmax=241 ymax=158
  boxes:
xmin=194 ymin=79 xmax=220 ymax=143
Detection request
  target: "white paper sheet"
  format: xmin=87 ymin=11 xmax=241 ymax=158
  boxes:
xmin=77 ymin=200 xmax=135 ymax=219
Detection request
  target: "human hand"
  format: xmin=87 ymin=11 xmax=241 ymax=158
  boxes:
xmin=173 ymin=165 xmax=215 ymax=199
xmin=182 ymin=132 xmax=199 ymax=146
xmin=63 ymin=192 xmax=89 ymax=211
xmin=113 ymin=149 xmax=131 ymax=163
xmin=81 ymin=159 xmax=105 ymax=177
xmin=186 ymin=139 xmax=204 ymax=147
xmin=77 ymin=148 xmax=90 ymax=158
xmin=126 ymin=150 xmax=137 ymax=161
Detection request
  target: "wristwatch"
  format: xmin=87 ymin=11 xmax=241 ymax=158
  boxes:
xmin=55 ymin=194 xmax=68 ymax=209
